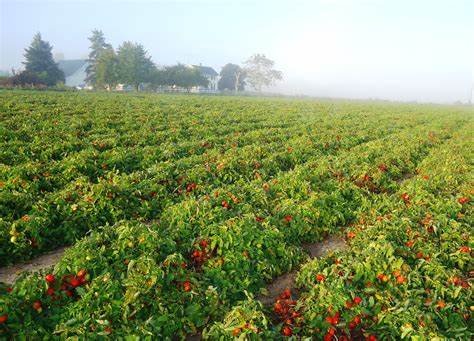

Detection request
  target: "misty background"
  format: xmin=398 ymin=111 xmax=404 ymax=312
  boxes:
xmin=1 ymin=0 xmax=473 ymax=103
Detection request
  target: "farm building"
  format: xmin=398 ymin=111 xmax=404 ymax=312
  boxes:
xmin=190 ymin=64 xmax=219 ymax=92
xmin=57 ymin=59 xmax=91 ymax=89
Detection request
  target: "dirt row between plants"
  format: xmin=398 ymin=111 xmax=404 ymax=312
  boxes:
xmin=0 ymin=247 xmax=67 ymax=284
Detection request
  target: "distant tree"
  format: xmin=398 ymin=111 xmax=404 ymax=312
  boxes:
xmin=95 ymin=48 xmax=119 ymax=90
xmin=148 ymin=68 xmax=167 ymax=90
xmin=218 ymin=63 xmax=246 ymax=91
xmin=243 ymin=54 xmax=282 ymax=92
xmin=23 ymin=33 xmax=64 ymax=86
xmin=116 ymin=41 xmax=156 ymax=91
xmin=85 ymin=29 xmax=112 ymax=87
xmin=161 ymin=64 xmax=209 ymax=91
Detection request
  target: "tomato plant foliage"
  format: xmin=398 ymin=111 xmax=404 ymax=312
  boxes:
xmin=0 ymin=91 xmax=472 ymax=339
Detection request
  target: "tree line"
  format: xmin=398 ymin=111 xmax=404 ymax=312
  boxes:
xmin=2 ymin=30 xmax=282 ymax=92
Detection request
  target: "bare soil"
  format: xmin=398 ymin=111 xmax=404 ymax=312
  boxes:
xmin=0 ymin=247 xmax=67 ymax=284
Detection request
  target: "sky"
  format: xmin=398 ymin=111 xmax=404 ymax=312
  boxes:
xmin=1 ymin=0 xmax=473 ymax=103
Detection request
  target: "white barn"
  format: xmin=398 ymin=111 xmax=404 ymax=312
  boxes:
xmin=57 ymin=59 xmax=91 ymax=89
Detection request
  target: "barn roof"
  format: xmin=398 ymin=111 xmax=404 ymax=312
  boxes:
xmin=192 ymin=65 xmax=218 ymax=77
xmin=57 ymin=59 xmax=88 ymax=77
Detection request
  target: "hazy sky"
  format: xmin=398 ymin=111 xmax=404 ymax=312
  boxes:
xmin=1 ymin=0 xmax=473 ymax=103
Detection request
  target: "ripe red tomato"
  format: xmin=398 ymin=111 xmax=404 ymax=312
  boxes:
xmin=396 ymin=275 xmax=406 ymax=284
xmin=280 ymin=288 xmax=291 ymax=299
xmin=46 ymin=287 xmax=55 ymax=296
xmin=183 ymin=281 xmax=192 ymax=292
xmin=70 ymin=277 xmax=81 ymax=288
xmin=0 ymin=314 xmax=7 ymax=324
xmin=221 ymin=200 xmax=230 ymax=209
xmin=32 ymin=300 xmax=42 ymax=312
xmin=316 ymin=274 xmax=325 ymax=282
xmin=353 ymin=296 xmax=362 ymax=305
xmin=281 ymin=325 xmax=293 ymax=336
xmin=458 ymin=197 xmax=469 ymax=205
xmin=401 ymin=193 xmax=410 ymax=204
xmin=45 ymin=274 xmax=55 ymax=284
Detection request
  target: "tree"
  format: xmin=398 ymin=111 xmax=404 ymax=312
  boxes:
xmin=160 ymin=64 xmax=209 ymax=91
xmin=23 ymin=33 xmax=64 ymax=86
xmin=218 ymin=63 xmax=246 ymax=91
xmin=85 ymin=29 xmax=112 ymax=87
xmin=95 ymin=48 xmax=119 ymax=90
xmin=243 ymin=54 xmax=282 ymax=92
xmin=116 ymin=41 xmax=156 ymax=91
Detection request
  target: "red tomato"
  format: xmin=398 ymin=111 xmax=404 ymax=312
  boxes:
xmin=316 ymin=274 xmax=325 ymax=282
xmin=183 ymin=281 xmax=192 ymax=292
xmin=45 ymin=274 xmax=55 ymax=284
xmin=32 ymin=300 xmax=42 ymax=312
xmin=281 ymin=326 xmax=293 ymax=336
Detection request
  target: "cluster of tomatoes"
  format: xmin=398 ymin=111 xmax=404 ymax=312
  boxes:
xmin=274 ymin=289 xmax=303 ymax=337
xmin=190 ymin=239 xmax=211 ymax=269
xmin=322 ymin=296 xmax=377 ymax=341
xmin=44 ymin=269 xmax=88 ymax=300
xmin=376 ymin=270 xmax=406 ymax=285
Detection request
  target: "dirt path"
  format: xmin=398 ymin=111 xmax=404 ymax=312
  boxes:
xmin=0 ymin=247 xmax=67 ymax=284
xmin=258 ymin=235 xmax=346 ymax=306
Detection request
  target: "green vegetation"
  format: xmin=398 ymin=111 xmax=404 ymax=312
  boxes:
xmin=0 ymin=91 xmax=472 ymax=339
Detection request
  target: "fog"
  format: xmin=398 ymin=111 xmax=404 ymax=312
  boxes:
xmin=1 ymin=0 xmax=473 ymax=103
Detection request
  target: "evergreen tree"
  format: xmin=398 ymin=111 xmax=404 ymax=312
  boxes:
xmin=23 ymin=33 xmax=64 ymax=86
xmin=85 ymin=29 xmax=112 ymax=87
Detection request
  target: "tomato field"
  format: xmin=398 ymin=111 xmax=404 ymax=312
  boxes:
xmin=0 ymin=91 xmax=472 ymax=339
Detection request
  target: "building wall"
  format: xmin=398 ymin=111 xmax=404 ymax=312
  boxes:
xmin=65 ymin=63 xmax=90 ymax=89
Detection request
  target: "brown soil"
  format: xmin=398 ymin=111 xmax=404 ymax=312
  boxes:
xmin=185 ymin=333 xmax=202 ymax=341
xmin=0 ymin=247 xmax=67 ymax=284
xmin=396 ymin=172 xmax=415 ymax=184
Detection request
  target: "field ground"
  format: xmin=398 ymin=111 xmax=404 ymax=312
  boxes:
xmin=0 ymin=91 xmax=472 ymax=339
